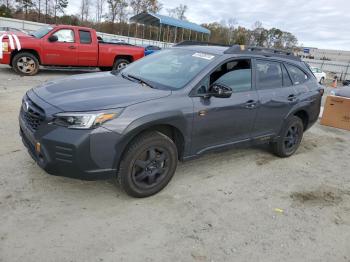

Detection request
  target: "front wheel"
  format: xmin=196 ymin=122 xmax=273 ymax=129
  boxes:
xmin=117 ymin=132 xmax=178 ymax=198
xmin=112 ymin=58 xmax=130 ymax=71
xmin=272 ymin=116 xmax=304 ymax=158
xmin=12 ymin=52 xmax=40 ymax=76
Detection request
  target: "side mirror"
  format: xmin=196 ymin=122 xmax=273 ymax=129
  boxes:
xmin=209 ymin=83 xmax=233 ymax=98
xmin=48 ymin=35 xmax=58 ymax=42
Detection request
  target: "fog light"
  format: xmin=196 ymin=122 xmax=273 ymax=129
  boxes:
xmin=35 ymin=142 xmax=41 ymax=153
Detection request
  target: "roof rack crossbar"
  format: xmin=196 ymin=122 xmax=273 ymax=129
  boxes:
xmin=224 ymin=45 xmax=300 ymax=61
xmin=174 ymin=41 xmax=230 ymax=47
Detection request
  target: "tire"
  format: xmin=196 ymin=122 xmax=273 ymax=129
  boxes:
xmin=112 ymin=58 xmax=130 ymax=71
xmin=117 ymin=131 xmax=178 ymax=198
xmin=12 ymin=52 xmax=40 ymax=76
xmin=272 ymin=116 xmax=304 ymax=158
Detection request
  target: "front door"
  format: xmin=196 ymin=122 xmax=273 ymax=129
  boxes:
xmin=191 ymin=59 xmax=258 ymax=154
xmin=42 ymin=28 xmax=78 ymax=66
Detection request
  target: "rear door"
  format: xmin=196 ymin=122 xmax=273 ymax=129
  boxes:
xmin=42 ymin=28 xmax=78 ymax=66
xmin=77 ymin=30 xmax=98 ymax=66
xmin=252 ymin=59 xmax=297 ymax=137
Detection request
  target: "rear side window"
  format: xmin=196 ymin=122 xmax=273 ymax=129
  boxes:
xmin=79 ymin=30 xmax=92 ymax=44
xmin=282 ymin=64 xmax=293 ymax=87
xmin=285 ymin=64 xmax=308 ymax=85
xmin=256 ymin=60 xmax=283 ymax=90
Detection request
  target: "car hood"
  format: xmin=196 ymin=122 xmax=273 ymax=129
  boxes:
xmin=32 ymin=72 xmax=172 ymax=111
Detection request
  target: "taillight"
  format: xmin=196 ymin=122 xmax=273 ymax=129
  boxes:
xmin=319 ymin=88 xmax=324 ymax=96
xmin=2 ymin=42 xmax=9 ymax=52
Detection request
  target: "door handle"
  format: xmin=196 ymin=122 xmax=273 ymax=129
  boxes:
xmin=288 ymin=94 xmax=297 ymax=102
xmin=198 ymin=110 xmax=208 ymax=116
xmin=245 ymin=100 xmax=257 ymax=109
xmin=68 ymin=46 xmax=76 ymax=49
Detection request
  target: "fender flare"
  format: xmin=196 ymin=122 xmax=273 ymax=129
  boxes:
xmin=111 ymin=111 xmax=191 ymax=168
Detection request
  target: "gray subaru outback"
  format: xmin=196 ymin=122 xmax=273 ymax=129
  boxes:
xmin=19 ymin=43 xmax=322 ymax=197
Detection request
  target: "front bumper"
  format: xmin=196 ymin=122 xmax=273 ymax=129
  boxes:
xmin=19 ymin=111 xmax=123 ymax=181
xmin=0 ymin=52 xmax=11 ymax=65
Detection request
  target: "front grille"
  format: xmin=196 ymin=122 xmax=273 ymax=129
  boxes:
xmin=21 ymin=97 xmax=45 ymax=132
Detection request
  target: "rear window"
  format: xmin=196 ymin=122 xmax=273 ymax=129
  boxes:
xmin=285 ymin=64 xmax=308 ymax=85
xmin=79 ymin=30 xmax=92 ymax=44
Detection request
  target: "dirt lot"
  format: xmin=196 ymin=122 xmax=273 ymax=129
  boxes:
xmin=0 ymin=65 xmax=350 ymax=262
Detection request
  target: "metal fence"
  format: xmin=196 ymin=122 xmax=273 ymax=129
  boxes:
xmin=0 ymin=16 xmax=173 ymax=48
xmin=304 ymin=58 xmax=350 ymax=81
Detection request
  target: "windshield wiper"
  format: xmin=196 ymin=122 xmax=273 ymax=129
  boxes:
xmin=123 ymin=73 xmax=157 ymax=89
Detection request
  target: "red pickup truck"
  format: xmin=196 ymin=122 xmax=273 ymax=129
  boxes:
xmin=0 ymin=25 xmax=145 ymax=75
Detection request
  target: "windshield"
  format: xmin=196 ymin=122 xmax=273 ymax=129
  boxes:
xmin=31 ymin=26 xmax=54 ymax=38
xmin=121 ymin=49 xmax=217 ymax=90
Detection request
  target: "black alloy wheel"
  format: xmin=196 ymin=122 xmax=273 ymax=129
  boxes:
xmin=117 ymin=131 xmax=178 ymax=198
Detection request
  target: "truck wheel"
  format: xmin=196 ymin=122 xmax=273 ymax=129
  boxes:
xmin=271 ymin=116 xmax=304 ymax=158
xmin=112 ymin=58 xmax=129 ymax=71
xmin=117 ymin=131 xmax=178 ymax=198
xmin=12 ymin=52 xmax=40 ymax=76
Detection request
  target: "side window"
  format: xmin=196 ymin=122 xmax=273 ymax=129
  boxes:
xmin=282 ymin=64 xmax=293 ymax=87
xmin=52 ymin=29 xmax=75 ymax=43
xmin=196 ymin=59 xmax=252 ymax=94
xmin=209 ymin=59 xmax=252 ymax=93
xmin=256 ymin=60 xmax=283 ymax=90
xmin=79 ymin=30 xmax=92 ymax=44
xmin=285 ymin=64 xmax=308 ymax=85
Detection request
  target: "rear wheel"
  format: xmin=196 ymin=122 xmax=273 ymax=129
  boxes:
xmin=12 ymin=52 xmax=39 ymax=76
xmin=112 ymin=58 xmax=130 ymax=71
xmin=117 ymin=131 xmax=178 ymax=198
xmin=272 ymin=116 xmax=304 ymax=157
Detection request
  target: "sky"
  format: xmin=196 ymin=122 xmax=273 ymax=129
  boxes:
xmin=67 ymin=0 xmax=350 ymax=50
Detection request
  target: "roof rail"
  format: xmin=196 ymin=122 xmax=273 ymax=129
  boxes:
xmin=224 ymin=45 xmax=300 ymax=61
xmin=174 ymin=41 xmax=229 ymax=47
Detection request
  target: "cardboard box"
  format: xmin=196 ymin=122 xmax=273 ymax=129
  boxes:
xmin=320 ymin=95 xmax=350 ymax=131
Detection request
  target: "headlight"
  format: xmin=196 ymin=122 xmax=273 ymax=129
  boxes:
xmin=2 ymin=42 xmax=9 ymax=52
xmin=52 ymin=109 xmax=123 ymax=129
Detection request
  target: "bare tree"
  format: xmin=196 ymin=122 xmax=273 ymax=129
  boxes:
xmin=80 ymin=0 xmax=90 ymax=21
xmin=106 ymin=0 xmax=127 ymax=23
xmin=95 ymin=0 xmax=105 ymax=23
xmin=54 ymin=0 xmax=67 ymax=22
xmin=130 ymin=0 xmax=143 ymax=15
xmin=167 ymin=4 xmax=187 ymax=20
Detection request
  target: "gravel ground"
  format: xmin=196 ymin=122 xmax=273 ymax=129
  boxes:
xmin=0 ymin=65 xmax=350 ymax=262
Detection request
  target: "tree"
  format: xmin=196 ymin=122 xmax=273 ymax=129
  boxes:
xmin=16 ymin=0 xmax=34 ymax=18
xmin=130 ymin=0 xmax=162 ymax=15
xmin=143 ymin=0 xmax=162 ymax=13
xmin=130 ymin=0 xmax=143 ymax=15
xmin=80 ymin=0 xmax=90 ymax=21
xmin=95 ymin=0 xmax=105 ymax=23
xmin=250 ymin=21 xmax=268 ymax=46
xmin=54 ymin=0 xmax=67 ymax=22
xmin=0 ymin=3 xmax=13 ymax=17
xmin=106 ymin=0 xmax=128 ymax=23
xmin=167 ymin=4 xmax=187 ymax=20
